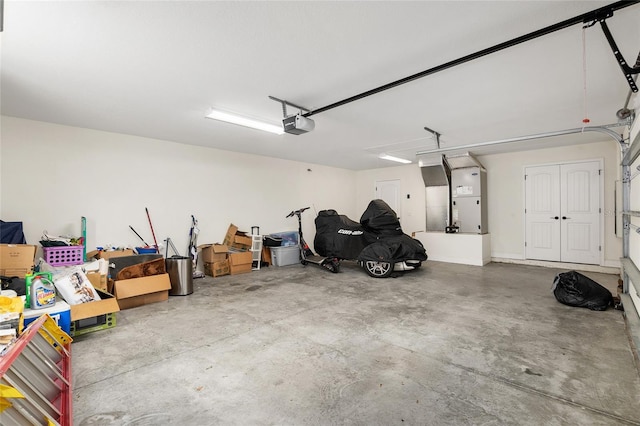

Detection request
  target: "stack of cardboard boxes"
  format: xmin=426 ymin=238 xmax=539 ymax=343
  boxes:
xmin=201 ymin=244 xmax=230 ymax=276
xmin=0 ymin=244 xmax=121 ymax=337
xmin=200 ymin=223 xmax=254 ymax=277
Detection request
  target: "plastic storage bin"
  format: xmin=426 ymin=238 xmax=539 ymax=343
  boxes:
xmin=42 ymin=245 xmax=84 ymax=266
xmin=269 ymin=246 xmax=300 ymax=266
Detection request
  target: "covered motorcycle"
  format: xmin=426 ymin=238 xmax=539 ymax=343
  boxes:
xmin=314 ymin=200 xmax=427 ymax=277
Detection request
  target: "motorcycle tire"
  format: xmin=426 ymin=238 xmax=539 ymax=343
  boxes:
xmin=362 ymin=260 xmax=393 ymax=278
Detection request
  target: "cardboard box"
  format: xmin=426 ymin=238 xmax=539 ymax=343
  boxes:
xmin=86 ymin=249 xmax=135 ymax=260
xmin=228 ymin=250 xmax=253 ymax=275
xmin=0 ymin=244 xmax=36 ymax=278
xmin=204 ymin=259 xmax=230 ymax=277
xmin=112 ymin=273 xmax=171 ymax=310
xmin=86 ymin=272 xmax=108 ymax=292
xmin=199 ymin=244 xmax=229 ymax=263
xmin=223 ymin=224 xmax=252 ymax=250
xmin=261 ymin=246 xmax=272 ymax=266
xmin=69 ymin=289 xmax=120 ymax=322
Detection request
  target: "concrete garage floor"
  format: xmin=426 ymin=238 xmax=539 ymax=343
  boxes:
xmin=72 ymin=261 xmax=640 ymax=425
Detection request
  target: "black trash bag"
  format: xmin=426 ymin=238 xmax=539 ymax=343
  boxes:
xmin=552 ymin=271 xmax=613 ymax=311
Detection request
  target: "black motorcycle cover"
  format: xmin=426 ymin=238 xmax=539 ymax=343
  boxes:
xmin=357 ymin=234 xmax=428 ymax=263
xmin=314 ymin=210 xmax=368 ymax=258
xmin=552 ymin=271 xmax=613 ymax=311
xmin=359 ymin=199 xmax=403 ymax=236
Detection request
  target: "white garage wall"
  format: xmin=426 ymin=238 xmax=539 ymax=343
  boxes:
xmin=1 ymin=116 xmax=624 ymax=268
xmin=0 ymin=116 xmax=357 ymax=255
xmin=479 ymin=140 xmax=622 ymax=265
xmin=355 ymin=139 xmax=622 ymax=266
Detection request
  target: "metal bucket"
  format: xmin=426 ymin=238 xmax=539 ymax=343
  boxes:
xmin=165 ymin=256 xmax=193 ymax=296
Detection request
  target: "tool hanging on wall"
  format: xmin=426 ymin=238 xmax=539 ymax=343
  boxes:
xmin=145 ymin=207 xmax=159 ymax=250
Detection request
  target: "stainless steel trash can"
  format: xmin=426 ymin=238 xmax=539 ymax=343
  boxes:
xmin=165 ymin=256 xmax=193 ymax=296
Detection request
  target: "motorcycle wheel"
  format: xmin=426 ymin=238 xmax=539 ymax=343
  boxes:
xmin=363 ymin=260 xmax=393 ymax=278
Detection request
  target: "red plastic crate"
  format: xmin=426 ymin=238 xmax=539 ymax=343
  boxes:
xmin=42 ymin=245 xmax=84 ymax=266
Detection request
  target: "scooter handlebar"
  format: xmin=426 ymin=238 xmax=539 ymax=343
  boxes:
xmin=286 ymin=207 xmax=310 ymax=218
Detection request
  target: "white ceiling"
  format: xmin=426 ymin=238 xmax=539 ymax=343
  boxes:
xmin=1 ymin=1 xmax=638 ymax=170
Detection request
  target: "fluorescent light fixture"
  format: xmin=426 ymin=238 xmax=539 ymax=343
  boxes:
xmin=379 ymin=153 xmax=412 ymax=164
xmin=206 ymin=108 xmax=284 ymax=135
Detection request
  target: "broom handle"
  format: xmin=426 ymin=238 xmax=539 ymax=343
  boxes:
xmin=129 ymin=225 xmax=149 ymax=246
xmin=146 ymin=207 xmax=159 ymax=249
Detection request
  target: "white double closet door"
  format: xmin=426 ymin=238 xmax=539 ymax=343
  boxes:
xmin=525 ymin=161 xmax=601 ymax=265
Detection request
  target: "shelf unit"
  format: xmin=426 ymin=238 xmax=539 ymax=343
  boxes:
xmin=251 ymin=235 xmax=263 ymax=271
xmin=0 ymin=314 xmax=72 ymax=426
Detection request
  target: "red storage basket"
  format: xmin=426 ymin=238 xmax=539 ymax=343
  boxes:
xmin=42 ymin=245 xmax=84 ymax=266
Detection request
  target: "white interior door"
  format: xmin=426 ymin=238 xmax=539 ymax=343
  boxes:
xmin=560 ymin=161 xmax=600 ymax=264
xmin=525 ymin=165 xmax=561 ymax=261
xmin=376 ymin=179 xmax=401 ymax=218
xmin=525 ymin=161 xmax=600 ymax=264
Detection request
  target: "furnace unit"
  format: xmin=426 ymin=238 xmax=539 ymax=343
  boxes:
xmin=418 ymin=152 xmax=487 ymax=234
xmin=451 ymin=166 xmax=487 ymax=234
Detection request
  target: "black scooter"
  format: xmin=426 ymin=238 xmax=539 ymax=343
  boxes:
xmin=286 ymin=207 xmax=341 ymax=273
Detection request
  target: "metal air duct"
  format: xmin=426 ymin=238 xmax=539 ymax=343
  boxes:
xmin=418 ymin=154 xmax=450 ymax=187
xmin=418 ymin=154 xmax=452 ymax=231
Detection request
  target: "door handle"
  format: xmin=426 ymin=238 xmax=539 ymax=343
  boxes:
xmin=550 ymin=216 xmax=559 ymax=220
xmin=562 ymin=216 xmax=570 ymax=220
